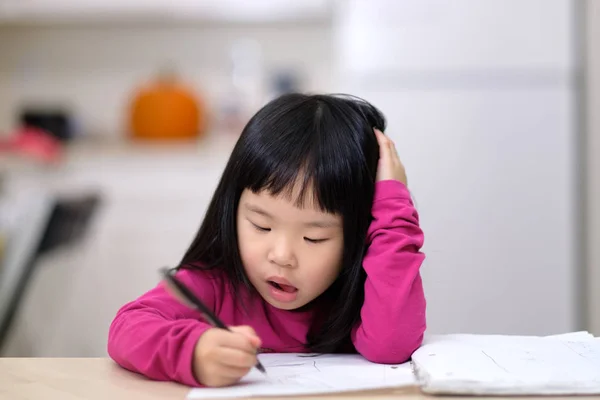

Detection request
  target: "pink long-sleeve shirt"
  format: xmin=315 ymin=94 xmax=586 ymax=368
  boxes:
xmin=107 ymin=180 xmax=426 ymax=386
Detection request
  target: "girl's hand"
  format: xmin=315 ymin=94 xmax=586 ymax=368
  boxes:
xmin=193 ymin=325 xmax=262 ymax=387
xmin=374 ymin=129 xmax=408 ymax=185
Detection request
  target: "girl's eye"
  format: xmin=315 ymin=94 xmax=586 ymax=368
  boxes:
xmin=304 ymin=237 xmax=328 ymax=244
xmin=252 ymin=223 xmax=271 ymax=232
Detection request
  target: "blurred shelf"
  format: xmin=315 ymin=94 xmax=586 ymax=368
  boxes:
xmin=0 ymin=0 xmax=333 ymax=26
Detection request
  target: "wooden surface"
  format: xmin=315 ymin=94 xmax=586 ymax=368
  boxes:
xmin=1 ymin=358 xmax=598 ymax=400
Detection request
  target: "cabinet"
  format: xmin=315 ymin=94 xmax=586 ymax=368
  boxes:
xmin=0 ymin=0 xmax=331 ymax=24
xmin=1 ymin=138 xmax=237 ymax=356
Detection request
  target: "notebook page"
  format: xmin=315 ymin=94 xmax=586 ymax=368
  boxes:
xmin=548 ymin=331 xmax=595 ymax=341
xmin=187 ymin=353 xmax=415 ymax=399
xmin=412 ymin=334 xmax=600 ymax=395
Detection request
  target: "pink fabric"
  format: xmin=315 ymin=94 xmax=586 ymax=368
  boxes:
xmin=107 ymin=180 xmax=426 ymax=386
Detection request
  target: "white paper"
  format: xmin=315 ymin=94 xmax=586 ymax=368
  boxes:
xmin=547 ymin=331 xmax=596 ymax=341
xmin=187 ymin=353 xmax=415 ymax=399
xmin=412 ymin=333 xmax=600 ymax=395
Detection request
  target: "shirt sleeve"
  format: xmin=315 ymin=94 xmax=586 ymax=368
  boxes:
xmin=107 ymin=268 xmax=216 ymax=386
xmin=351 ymin=180 xmax=427 ymax=364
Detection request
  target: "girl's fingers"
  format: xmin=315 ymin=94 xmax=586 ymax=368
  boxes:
xmin=375 ymin=128 xmax=395 ymax=149
xmin=229 ymin=326 xmax=262 ymax=348
xmin=374 ymin=128 xmax=386 ymax=147
xmin=375 ymin=128 xmax=400 ymax=162
xmin=216 ymin=363 xmax=252 ymax=378
xmin=374 ymin=129 xmax=391 ymax=159
xmin=373 ymin=128 xmax=408 ymax=185
xmin=216 ymin=347 xmax=258 ymax=369
xmin=215 ymin=330 xmax=258 ymax=355
xmin=375 ymin=129 xmax=388 ymax=144
xmin=390 ymin=144 xmax=401 ymax=164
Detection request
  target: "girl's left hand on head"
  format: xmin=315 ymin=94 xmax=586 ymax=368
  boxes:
xmin=374 ymin=129 xmax=408 ymax=185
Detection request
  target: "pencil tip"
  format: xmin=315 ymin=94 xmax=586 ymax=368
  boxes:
xmin=257 ymin=363 xmax=267 ymax=374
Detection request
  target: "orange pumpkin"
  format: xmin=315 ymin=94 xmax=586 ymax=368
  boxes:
xmin=129 ymin=70 xmax=206 ymax=141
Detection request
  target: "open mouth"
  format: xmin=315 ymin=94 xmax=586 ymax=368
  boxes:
xmin=268 ymin=280 xmax=298 ymax=293
xmin=266 ymin=277 xmax=299 ymax=303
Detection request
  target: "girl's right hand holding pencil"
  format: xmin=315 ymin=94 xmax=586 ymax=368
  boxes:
xmin=193 ymin=326 xmax=262 ymax=387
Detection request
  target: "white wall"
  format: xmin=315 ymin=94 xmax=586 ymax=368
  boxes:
xmin=335 ymin=0 xmax=579 ymax=336
xmin=586 ymin=0 xmax=600 ymax=335
xmin=0 ymin=22 xmax=334 ymax=138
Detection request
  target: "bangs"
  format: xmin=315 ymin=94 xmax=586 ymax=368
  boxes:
xmin=235 ymin=95 xmax=379 ymax=215
xmin=248 ymin=162 xmax=335 ymax=213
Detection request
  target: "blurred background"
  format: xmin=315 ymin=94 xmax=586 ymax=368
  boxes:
xmin=0 ymin=0 xmax=598 ymax=357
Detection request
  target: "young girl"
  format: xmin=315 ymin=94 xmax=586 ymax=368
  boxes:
xmin=108 ymin=93 xmax=426 ymax=387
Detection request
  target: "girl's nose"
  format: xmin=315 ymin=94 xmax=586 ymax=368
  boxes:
xmin=267 ymin=237 xmax=296 ymax=268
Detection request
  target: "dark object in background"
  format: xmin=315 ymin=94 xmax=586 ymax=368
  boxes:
xmin=36 ymin=194 xmax=101 ymax=255
xmin=271 ymin=70 xmax=300 ymax=95
xmin=264 ymin=69 xmax=303 ymax=104
xmin=19 ymin=108 xmax=74 ymax=142
xmin=0 ymin=192 xmax=101 ymax=352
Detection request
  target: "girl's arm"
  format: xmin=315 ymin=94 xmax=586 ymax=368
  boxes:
xmin=107 ymin=268 xmax=214 ymax=386
xmin=351 ymin=179 xmax=427 ymax=364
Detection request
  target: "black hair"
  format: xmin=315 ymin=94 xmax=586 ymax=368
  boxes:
xmin=179 ymin=93 xmax=385 ymax=353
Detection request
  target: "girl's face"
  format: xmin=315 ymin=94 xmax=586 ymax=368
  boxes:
xmin=236 ymin=184 xmax=344 ymax=310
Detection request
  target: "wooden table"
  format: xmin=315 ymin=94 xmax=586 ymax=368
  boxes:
xmin=0 ymin=358 xmax=597 ymax=400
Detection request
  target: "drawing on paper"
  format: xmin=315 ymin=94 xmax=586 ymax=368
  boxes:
xmin=187 ymin=353 xmax=416 ymax=399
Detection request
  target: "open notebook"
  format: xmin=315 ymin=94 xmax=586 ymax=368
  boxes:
xmin=187 ymin=353 xmax=415 ymax=399
xmin=411 ymin=331 xmax=600 ymax=395
xmin=188 ymin=332 xmax=600 ymax=399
